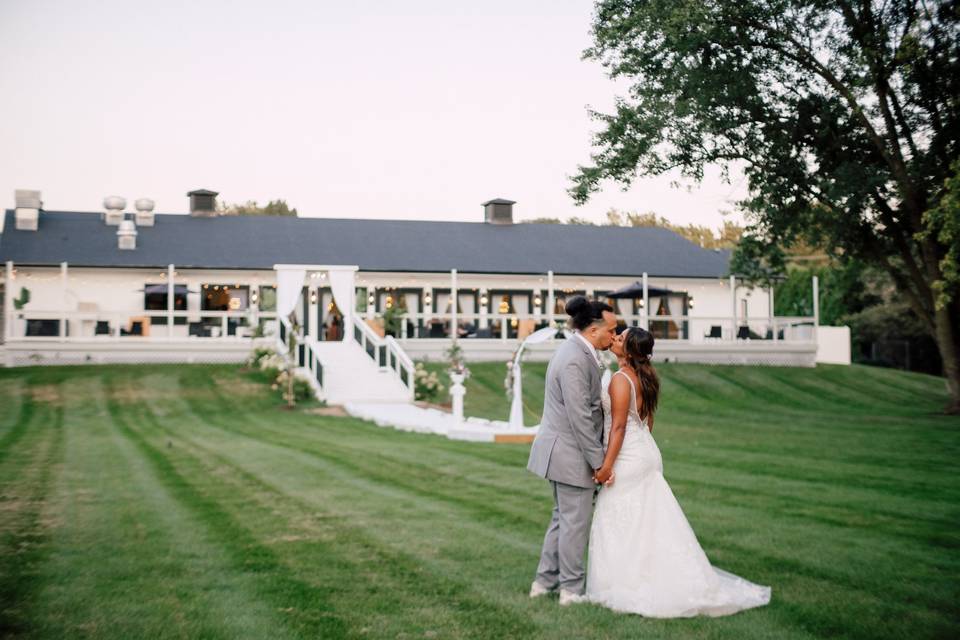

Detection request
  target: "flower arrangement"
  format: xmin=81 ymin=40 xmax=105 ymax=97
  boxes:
xmin=271 ymin=369 xmax=314 ymax=403
xmin=245 ymin=346 xmax=275 ymax=369
xmin=259 ymin=353 xmax=286 ymax=373
xmin=414 ymin=362 xmax=445 ymax=402
xmin=444 ymin=340 xmax=470 ymax=378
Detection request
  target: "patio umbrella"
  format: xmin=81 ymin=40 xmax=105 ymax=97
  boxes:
xmin=606 ymin=281 xmax=674 ymax=298
xmin=137 ymin=284 xmax=198 ymax=294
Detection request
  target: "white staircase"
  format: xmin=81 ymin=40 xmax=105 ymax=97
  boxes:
xmin=310 ymin=339 xmax=411 ymax=404
xmin=277 ymin=315 xmax=415 ymax=405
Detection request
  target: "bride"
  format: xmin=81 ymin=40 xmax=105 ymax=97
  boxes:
xmin=586 ymin=327 xmax=772 ymax=617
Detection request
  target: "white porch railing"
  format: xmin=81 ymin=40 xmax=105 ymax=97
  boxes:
xmin=277 ymin=315 xmax=325 ymax=393
xmin=352 ymin=315 xmax=415 ymax=395
xmin=6 ymin=309 xmax=278 ymax=341
xmin=361 ymin=312 xmax=817 ymax=344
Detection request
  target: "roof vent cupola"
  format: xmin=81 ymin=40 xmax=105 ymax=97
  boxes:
xmin=103 ymin=196 xmax=126 ymax=226
xmin=134 ymin=198 xmax=156 ymax=226
xmin=187 ymin=189 xmax=218 ymax=217
xmin=14 ymin=189 xmax=42 ymax=231
xmin=482 ymin=198 xmax=515 ymax=225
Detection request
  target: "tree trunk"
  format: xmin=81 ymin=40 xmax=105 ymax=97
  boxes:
xmin=932 ymin=303 xmax=960 ymax=414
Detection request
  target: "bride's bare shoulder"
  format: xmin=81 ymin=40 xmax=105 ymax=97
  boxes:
xmin=608 ymin=370 xmax=632 ymax=396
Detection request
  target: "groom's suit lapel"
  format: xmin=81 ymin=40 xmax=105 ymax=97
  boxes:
xmin=571 ymin=334 xmax=602 ymax=373
xmin=568 ymin=335 xmax=605 ymax=446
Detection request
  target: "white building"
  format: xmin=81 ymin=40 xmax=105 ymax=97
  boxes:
xmin=0 ymin=189 xmax=827 ymax=404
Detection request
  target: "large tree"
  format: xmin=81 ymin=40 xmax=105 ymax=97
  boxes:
xmin=571 ymin=0 xmax=960 ymax=411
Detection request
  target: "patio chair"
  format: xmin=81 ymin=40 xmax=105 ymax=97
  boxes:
xmin=94 ymin=321 xmax=111 ymax=336
xmin=705 ymin=325 xmax=722 ymax=340
xmin=736 ymin=326 xmax=751 ymax=340
xmin=188 ymin=322 xmax=208 ymax=337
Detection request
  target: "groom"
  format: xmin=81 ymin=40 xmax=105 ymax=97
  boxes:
xmin=526 ymin=297 xmax=618 ymax=605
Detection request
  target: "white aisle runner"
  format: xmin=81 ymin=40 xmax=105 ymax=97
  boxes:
xmin=343 ymin=401 xmax=539 ymax=442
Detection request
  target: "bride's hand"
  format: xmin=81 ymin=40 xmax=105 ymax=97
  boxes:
xmin=603 ymin=471 xmax=616 ymax=487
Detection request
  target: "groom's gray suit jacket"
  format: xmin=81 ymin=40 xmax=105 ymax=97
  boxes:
xmin=527 ymin=336 xmax=604 ymax=489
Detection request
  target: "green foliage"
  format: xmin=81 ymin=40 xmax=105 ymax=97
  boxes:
xmin=573 ymin=0 xmax=960 ymax=406
xmin=919 ymin=159 xmax=960 ymax=310
xmin=606 ymin=209 xmax=743 ymax=248
xmin=843 ymin=302 xmax=942 ymax=374
xmin=527 ymin=208 xmax=743 ymax=248
xmin=272 ymin=369 xmax=314 ymax=403
xmin=218 ymin=199 xmax=298 ymax=216
xmin=244 ymin=346 xmax=275 ymax=369
xmin=12 ymin=287 xmax=30 ymax=310
xmin=524 ymin=216 xmax=563 ymax=224
xmin=380 ymin=305 xmax=405 ymax=337
xmin=774 ymin=261 xmax=882 ymax=326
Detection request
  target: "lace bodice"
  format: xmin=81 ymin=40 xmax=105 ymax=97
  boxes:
xmin=601 ymin=369 xmax=649 ymax=446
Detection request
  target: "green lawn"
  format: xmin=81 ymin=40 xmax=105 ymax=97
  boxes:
xmin=1 ymin=361 xmax=958 ymax=639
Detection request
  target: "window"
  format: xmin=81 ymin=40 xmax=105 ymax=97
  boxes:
xmin=144 ymin=284 xmax=187 ymax=325
xmin=258 ymin=285 xmax=277 ymax=311
xmin=202 ymin=285 xmax=249 ymax=311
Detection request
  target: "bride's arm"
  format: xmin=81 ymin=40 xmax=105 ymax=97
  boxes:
xmin=597 ymin=375 xmax=630 ymax=479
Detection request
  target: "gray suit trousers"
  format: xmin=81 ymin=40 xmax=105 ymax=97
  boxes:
xmin=535 ymin=480 xmax=595 ymax=595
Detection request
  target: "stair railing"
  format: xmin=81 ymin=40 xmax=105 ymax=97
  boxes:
xmin=352 ymin=316 xmax=415 ymax=399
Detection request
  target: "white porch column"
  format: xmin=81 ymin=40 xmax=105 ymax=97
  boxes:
xmin=167 ymin=264 xmax=175 ymax=339
xmin=308 ymin=285 xmax=317 ymax=340
xmin=479 ymin=288 xmax=489 ymax=330
xmin=769 ymin=284 xmax=777 ymax=342
xmin=642 ymin=272 xmax=649 ymax=330
xmin=60 ymin=262 xmax=68 ymax=342
xmin=812 ymin=275 xmax=820 ymax=344
xmin=450 ymin=269 xmax=458 ymax=339
xmin=4 ymin=261 xmax=13 ymax=342
xmin=730 ymin=274 xmax=737 ymax=339
xmin=547 ymin=271 xmax=555 ymax=328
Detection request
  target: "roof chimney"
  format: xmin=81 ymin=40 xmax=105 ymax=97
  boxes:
xmin=187 ymin=189 xmax=218 ymax=217
xmin=14 ymin=189 xmax=41 ymax=231
xmin=103 ymin=196 xmax=126 ymax=225
xmin=482 ymin=198 xmax=515 ymax=225
xmin=134 ymin=198 xmax=156 ymax=226
xmin=117 ymin=219 xmax=137 ymax=250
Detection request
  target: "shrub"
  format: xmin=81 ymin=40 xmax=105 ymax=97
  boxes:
xmin=272 ymin=369 xmax=314 ymax=403
xmin=414 ymin=363 xmax=445 ymax=402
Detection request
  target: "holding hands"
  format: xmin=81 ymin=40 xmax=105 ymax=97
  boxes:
xmin=594 ymin=466 xmax=615 ymax=487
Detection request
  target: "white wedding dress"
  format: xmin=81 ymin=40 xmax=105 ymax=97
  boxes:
xmin=586 ymin=370 xmax=772 ymax=617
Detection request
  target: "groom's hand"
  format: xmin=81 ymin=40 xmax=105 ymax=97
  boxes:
xmin=594 ymin=466 xmax=613 ymax=485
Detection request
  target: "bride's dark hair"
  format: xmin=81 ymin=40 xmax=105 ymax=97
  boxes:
xmin=622 ymin=327 xmax=659 ymax=421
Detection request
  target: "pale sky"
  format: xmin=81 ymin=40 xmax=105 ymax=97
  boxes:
xmin=0 ymin=0 xmax=747 ymax=227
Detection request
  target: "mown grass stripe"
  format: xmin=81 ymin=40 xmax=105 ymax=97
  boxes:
xmin=123 ymin=371 xmax=540 ymax=638
xmin=0 ymin=375 xmax=64 ymax=637
xmin=101 ymin=373 xmax=349 ymax=640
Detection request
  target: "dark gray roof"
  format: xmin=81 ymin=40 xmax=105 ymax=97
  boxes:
xmin=0 ymin=210 xmax=731 ymax=278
